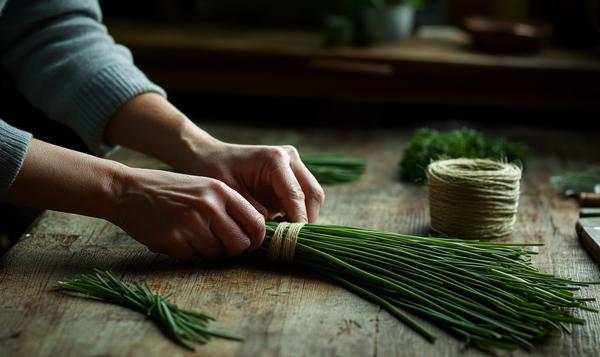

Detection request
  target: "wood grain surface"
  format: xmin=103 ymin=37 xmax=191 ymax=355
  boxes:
xmin=1 ymin=121 xmax=599 ymax=357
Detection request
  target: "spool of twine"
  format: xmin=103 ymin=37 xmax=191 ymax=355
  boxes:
xmin=426 ymin=158 xmax=522 ymax=239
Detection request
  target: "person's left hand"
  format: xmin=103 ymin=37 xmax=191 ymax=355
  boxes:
xmin=188 ymin=140 xmax=325 ymax=224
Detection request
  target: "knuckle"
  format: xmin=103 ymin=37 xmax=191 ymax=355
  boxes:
xmin=208 ymin=179 xmax=230 ymax=195
xmin=264 ymin=145 xmax=298 ymax=162
xmin=313 ymin=186 xmax=326 ymax=205
xmin=266 ymin=146 xmax=289 ymax=161
xmin=281 ymin=145 xmax=301 ymax=161
xmin=281 ymin=144 xmax=299 ymax=156
xmin=288 ymin=184 xmax=306 ymax=202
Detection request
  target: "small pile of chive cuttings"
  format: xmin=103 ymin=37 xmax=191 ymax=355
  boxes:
xmin=299 ymin=153 xmax=366 ymax=185
xmin=550 ymin=165 xmax=600 ymax=193
xmin=57 ymin=269 xmax=241 ymax=350
xmin=255 ymin=221 xmax=599 ymax=351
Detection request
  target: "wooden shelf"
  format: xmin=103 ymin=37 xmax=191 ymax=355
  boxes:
xmin=105 ymin=19 xmax=600 ymax=115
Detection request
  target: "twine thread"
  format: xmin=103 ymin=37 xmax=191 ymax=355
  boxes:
xmin=268 ymin=222 xmax=305 ymax=263
xmin=426 ymin=158 xmax=522 ymax=239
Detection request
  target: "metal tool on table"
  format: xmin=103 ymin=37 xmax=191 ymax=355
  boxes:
xmin=576 ymin=209 xmax=600 ymax=264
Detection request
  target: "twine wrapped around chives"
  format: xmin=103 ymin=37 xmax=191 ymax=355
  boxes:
xmin=268 ymin=222 xmax=305 ymax=263
xmin=426 ymin=158 xmax=522 ymax=239
xmin=256 ymin=221 xmax=599 ymax=351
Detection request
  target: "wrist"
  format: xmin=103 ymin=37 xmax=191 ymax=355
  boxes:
xmin=103 ymin=161 xmax=133 ymax=226
xmin=177 ymin=120 xmax=223 ymax=174
xmin=104 ymin=92 xmax=222 ymax=174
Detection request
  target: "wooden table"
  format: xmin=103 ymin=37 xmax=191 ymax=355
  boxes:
xmin=1 ymin=121 xmax=599 ymax=356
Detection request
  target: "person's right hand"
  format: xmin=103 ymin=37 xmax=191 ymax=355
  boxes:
xmin=111 ymin=167 xmax=267 ymax=262
xmin=186 ymin=141 xmax=325 ymax=225
xmin=4 ymin=138 xmax=266 ymax=263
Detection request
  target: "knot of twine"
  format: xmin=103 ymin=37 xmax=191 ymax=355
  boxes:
xmin=426 ymin=158 xmax=522 ymax=239
xmin=267 ymin=222 xmax=305 ymax=264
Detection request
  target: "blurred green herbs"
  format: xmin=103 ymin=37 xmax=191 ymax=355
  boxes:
xmin=399 ymin=127 xmax=529 ymax=182
xmin=300 ymin=153 xmax=367 ymax=185
xmin=550 ymin=165 xmax=600 ymax=193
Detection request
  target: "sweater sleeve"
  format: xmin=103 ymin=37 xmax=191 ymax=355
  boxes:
xmin=0 ymin=0 xmax=166 ymax=156
xmin=0 ymin=119 xmax=32 ymax=200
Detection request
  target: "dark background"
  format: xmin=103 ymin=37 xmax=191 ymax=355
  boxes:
xmin=99 ymin=0 xmax=600 ymax=50
xmin=4 ymin=0 xmax=596 ymax=129
xmin=95 ymin=0 xmax=600 ymax=128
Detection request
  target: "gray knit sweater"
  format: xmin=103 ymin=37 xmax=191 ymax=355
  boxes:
xmin=0 ymin=0 xmax=166 ymax=199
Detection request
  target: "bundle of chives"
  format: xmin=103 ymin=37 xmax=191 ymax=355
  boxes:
xmin=255 ymin=221 xmax=599 ymax=351
xmin=300 ymin=153 xmax=366 ymax=184
xmin=57 ymin=269 xmax=242 ymax=350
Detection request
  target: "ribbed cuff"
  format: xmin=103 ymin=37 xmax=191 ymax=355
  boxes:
xmin=61 ymin=63 xmax=167 ymax=156
xmin=0 ymin=121 xmax=33 ymax=200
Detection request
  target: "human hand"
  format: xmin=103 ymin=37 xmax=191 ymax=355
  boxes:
xmin=188 ymin=140 xmax=325 ymax=224
xmin=112 ymin=167 xmax=266 ymax=262
xmin=104 ymin=93 xmax=325 ymax=260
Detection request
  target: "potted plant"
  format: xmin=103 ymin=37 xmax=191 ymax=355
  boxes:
xmin=339 ymin=0 xmax=424 ymax=45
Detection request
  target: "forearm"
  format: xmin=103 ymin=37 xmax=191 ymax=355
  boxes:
xmin=103 ymin=92 xmax=216 ymax=173
xmin=3 ymin=139 xmax=124 ymax=223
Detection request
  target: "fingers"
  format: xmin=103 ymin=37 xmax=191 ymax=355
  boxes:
xmin=215 ymin=183 xmax=266 ymax=255
xmin=224 ymin=192 xmax=266 ymax=253
xmin=188 ymin=182 xmax=265 ymax=259
xmin=119 ymin=170 xmax=265 ymax=262
xmin=270 ymin=166 xmax=308 ymax=223
xmin=185 ymin=224 xmax=227 ymax=261
xmin=145 ymin=219 xmax=227 ymax=262
xmin=287 ymin=153 xmax=325 ymax=223
xmin=233 ymin=186 xmax=270 ymax=221
xmin=269 ymin=146 xmax=325 ymax=224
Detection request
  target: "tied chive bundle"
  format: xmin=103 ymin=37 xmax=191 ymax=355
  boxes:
xmin=300 ymin=153 xmax=366 ymax=185
xmin=256 ymin=222 xmax=599 ymax=351
xmin=57 ymin=269 xmax=242 ymax=350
